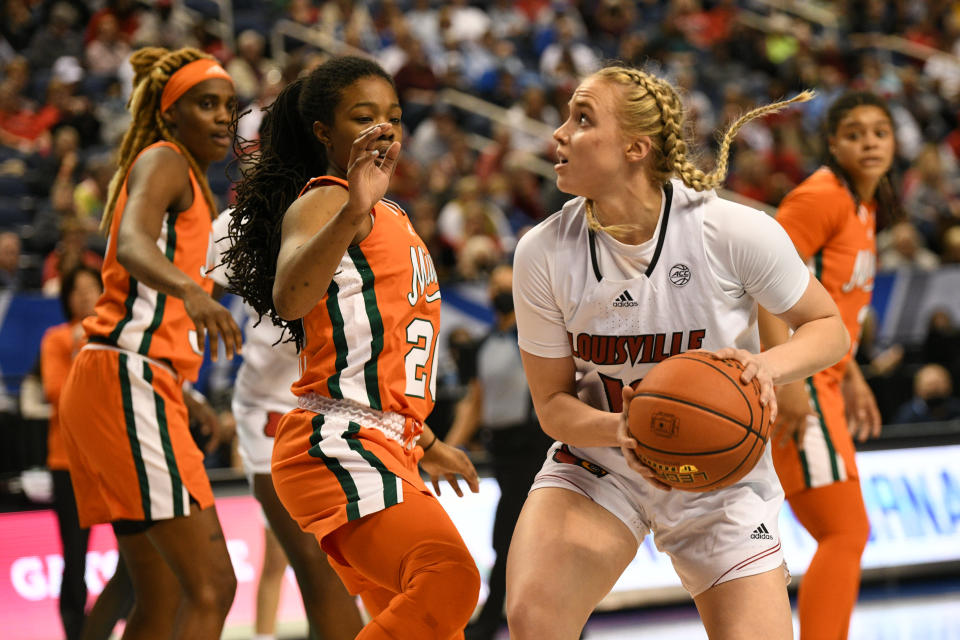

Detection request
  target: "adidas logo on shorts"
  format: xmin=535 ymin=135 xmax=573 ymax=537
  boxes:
xmin=613 ymin=290 xmax=638 ymax=307
xmin=750 ymin=523 xmax=774 ymax=540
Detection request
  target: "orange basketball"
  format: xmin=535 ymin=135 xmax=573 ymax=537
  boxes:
xmin=627 ymin=351 xmax=771 ymax=492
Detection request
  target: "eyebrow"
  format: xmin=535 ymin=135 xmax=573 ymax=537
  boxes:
xmin=349 ymin=101 xmax=402 ymax=110
xmin=838 ymin=119 xmax=892 ymax=129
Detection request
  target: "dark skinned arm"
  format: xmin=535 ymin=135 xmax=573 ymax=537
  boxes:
xmin=115 ymin=146 xmax=242 ymax=360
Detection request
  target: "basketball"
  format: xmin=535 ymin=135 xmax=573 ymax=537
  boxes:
xmin=627 ymin=351 xmax=771 ymax=492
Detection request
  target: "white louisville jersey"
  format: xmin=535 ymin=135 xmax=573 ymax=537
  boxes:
xmin=207 ymin=210 xmax=300 ymax=413
xmin=514 ymin=179 xmax=810 ymax=471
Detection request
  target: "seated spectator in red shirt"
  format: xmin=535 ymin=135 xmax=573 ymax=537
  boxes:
xmin=0 ymin=80 xmax=60 ymax=153
xmin=42 ymin=216 xmax=102 ymax=296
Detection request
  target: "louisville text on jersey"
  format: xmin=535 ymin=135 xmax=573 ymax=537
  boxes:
xmin=567 ymin=329 xmax=707 ymax=366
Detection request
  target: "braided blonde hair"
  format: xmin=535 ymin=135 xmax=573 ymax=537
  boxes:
xmin=584 ymin=65 xmax=813 ymax=234
xmin=100 ymin=47 xmax=221 ymax=234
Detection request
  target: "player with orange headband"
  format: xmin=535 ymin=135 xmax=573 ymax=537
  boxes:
xmin=58 ymin=47 xmax=243 ymax=637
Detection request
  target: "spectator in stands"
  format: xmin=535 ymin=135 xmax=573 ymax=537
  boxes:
xmin=226 ymin=30 xmax=277 ymax=105
xmin=879 ymin=220 xmax=941 ymax=270
xmin=505 ymin=85 xmax=559 ymax=156
xmin=923 ymin=308 xmax=960 ymax=386
xmin=408 ymin=103 xmax=459 ymax=167
xmin=438 ymin=175 xmax=516 ymax=259
xmin=902 ymin=143 xmax=957 ymax=249
xmin=0 ymin=78 xmax=60 ymax=154
xmin=25 ymin=1 xmax=82 ymax=71
xmin=894 ymin=363 xmax=960 ymax=424
xmin=26 ymin=124 xmax=80 ymax=197
xmin=538 ymin=14 xmax=599 ymax=79
xmin=941 ymin=225 xmax=960 ymax=263
xmin=0 ymin=230 xmax=23 ymax=290
xmin=84 ymin=12 xmax=132 ymax=77
xmin=1 ymin=0 xmax=37 ymax=51
xmin=42 ymin=215 xmax=103 ymax=296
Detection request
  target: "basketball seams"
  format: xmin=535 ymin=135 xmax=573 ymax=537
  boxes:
xmin=670 ymin=353 xmax=755 ymax=429
xmin=632 ymin=391 xmax=763 ymax=439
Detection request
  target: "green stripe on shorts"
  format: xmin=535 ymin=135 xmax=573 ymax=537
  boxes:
xmin=308 ymin=414 xmax=361 ymax=521
xmin=119 ymin=353 xmax=151 ymax=519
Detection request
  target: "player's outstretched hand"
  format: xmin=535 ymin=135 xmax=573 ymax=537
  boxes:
xmin=712 ymin=347 xmax=779 ymax=427
xmin=772 ymin=381 xmax=811 ymax=447
xmin=183 ymin=284 xmax=242 ymax=361
xmin=420 ymin=440 xmax=480 ymax=498
xmin=618 ymin=386 xmax=672 ymax=491
xmin=344 ymin=123 xmax=401 ymax=220
xmin=843 ymin=371 xmax=882 ymax=442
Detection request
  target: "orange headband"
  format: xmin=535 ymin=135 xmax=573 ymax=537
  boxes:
xmin=160 ymin=59 xmax=233 ymax=112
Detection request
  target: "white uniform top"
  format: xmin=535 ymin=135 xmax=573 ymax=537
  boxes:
xmin=513 ymin=179 xmax=809 ymax=472
xmin=208 ymin=210 xmax=300 ymax=413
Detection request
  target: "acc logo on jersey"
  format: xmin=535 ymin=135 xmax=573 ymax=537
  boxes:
xmin=651 ymin=412 xmax=679 ymax=438
xmin=669 ymin=263 xmax=691 ymax=287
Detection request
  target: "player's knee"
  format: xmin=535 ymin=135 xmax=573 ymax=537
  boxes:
xmin=405 ymin=542 xmax=480 ymax=631
xmin=185 ymin=571 xmax=237 ymax=616
xmin=506 ymin=575 xmax=568 ymax=640
xmin=507 ymin=597 xmax=570 ymax=640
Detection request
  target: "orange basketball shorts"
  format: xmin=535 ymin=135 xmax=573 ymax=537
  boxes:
xmin=59 ymin=346 xmax=213 ymax=528
xmin=271 ymin=407 xmax=432 ymax=544
xmin=772 ymin=373 xmax=859 ymax=498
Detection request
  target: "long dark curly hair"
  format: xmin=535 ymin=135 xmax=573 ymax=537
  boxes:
xmin=823 ymin=91 xmax=903 ymax=229
xmin=222 ymin=56 xmax=394 ymax=349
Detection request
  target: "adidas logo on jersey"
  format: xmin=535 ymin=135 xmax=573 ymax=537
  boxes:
xmin=613 ymin=291 xmax=638 ymax=307
xmin=750 ymin=523 xmax=774 ymax=540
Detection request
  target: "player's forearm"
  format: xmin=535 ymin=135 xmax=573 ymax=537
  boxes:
xmin=534 ymin=392 xmax=620 ymax=448
xmin=273 ymin=209 xmax=361 ymax=320
xmin=116 ymin=231 xmax=204 ymax=300
xmin=763 ymin=315 xmax=850 ymax=385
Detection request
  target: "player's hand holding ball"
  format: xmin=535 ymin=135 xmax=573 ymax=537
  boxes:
xmin=618 ymin=385 xmax=673 ymax=492
xmin=626 ymin=350 xmax=774 ymax=492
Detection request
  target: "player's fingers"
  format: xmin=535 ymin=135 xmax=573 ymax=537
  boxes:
xmin=739 ymin=359 xmax=760 ymax=383
xmin=868 ymin=403 xmax=882 ymax=438
xmin=446 ymin=474 xmax=464 ymax=498
xmin=352 ymin=122 xmax=389 ymax=146
xmin=460 ymin=457 xmax=480 ymax=493
xmin=215 ymin=317 xmax=237 ymax=361
xmin=209 ymin=322 xmax=224 ymax=362
xmin=431 ymin=476 xmax=441 ymax=496
xmin=377 ymin=141 xmax=401 ymax=172
xmin=228 ymin=315 xmax=243 ymax=356
xmin=194 ymin=321 xmax=206 ymax=355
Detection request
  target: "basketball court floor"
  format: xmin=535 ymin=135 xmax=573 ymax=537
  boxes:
xmin=233 ymin=577 xmax=960 ymax=639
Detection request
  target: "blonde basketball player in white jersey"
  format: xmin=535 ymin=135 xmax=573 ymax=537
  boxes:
xmin=506 ymin=65 xmax=850 ymax=639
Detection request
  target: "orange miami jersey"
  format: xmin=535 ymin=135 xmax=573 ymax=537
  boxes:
xmin=293 ymin=176 xmax=441 ymax=424
xmin=777 ymin=167 xmax=876 ymax=383
xmin=273 ymin=177 xmax=442 ymax=541
xmin=773 ymin=167 xmax=876 ymax=493
xmin=84 ymin=141 xmax=214 ymax=381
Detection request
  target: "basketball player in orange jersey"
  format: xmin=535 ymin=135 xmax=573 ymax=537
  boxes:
xmin=58 ymin=47 xmax=243 ymax=638
xmin=760 ymin=91 xmax=896 ymax=640
xmin=224 ymin=56 xmax=481 ymax=640
xmin=505 ymin=65 xmax=850 ymax=640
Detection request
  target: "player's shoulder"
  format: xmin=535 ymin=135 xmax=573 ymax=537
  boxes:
xmin=42 ymin=322 xmax=73 ymax=343
xmin=516 ymin=196 xmax=587 ymax=257
xmin=783 ymin=167 xmax=851 ymax=207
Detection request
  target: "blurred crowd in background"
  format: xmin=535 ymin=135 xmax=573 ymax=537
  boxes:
xmin=2 ymin=0 xmax=960 ymax=472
